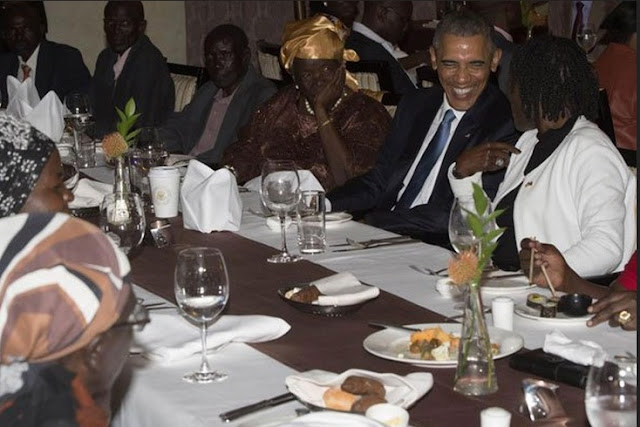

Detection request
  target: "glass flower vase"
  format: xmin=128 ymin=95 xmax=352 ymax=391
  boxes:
xmin=453 ymin=281 xmax=498 ymax=396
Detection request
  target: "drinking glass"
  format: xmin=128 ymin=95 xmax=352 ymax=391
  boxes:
xmin=136 ymin=127 xmax=169 ymax=165
xmin=260 ymin=160 xmax=301 ymax=263
xmin=99 ymin=192 xmax=146 ymax=256
xmin=448 ymin=195 xmax=484 ymax=254
xmin=585 ymin=357 xmax=637 ymax=427
xmin=174 ymin=247 xmax=229 ymax=383
xmin=64 ymin=93 xmax=93 ymax=152
xmin=576 ymin=24 xmax=598 ymax=54
xmin=57 ymin=144 xmax=79 ymax=190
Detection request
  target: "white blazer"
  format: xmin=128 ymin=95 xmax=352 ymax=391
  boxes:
xmin=449 ymin=117 xmax=636 ymax=276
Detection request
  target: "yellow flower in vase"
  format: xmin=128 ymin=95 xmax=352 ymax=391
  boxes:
xmin=102 ymin=97 xmax=141 ymax=161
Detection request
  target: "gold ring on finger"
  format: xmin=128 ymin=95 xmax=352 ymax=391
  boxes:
xmin=617 ymin=310 xmax=632 ymax=325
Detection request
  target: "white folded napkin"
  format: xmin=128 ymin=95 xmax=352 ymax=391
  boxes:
xmin=134 ymin=312 xmax=291 ymax=364
xmin=69 ymin=178 xmax=112 ymax=208
xmin=244 ymin=170 xmax=332 ymax=211
xmin=181 ymin=160 xmax=242 ymax=232
xmin=278 ymin=412 xmax=384 ymax=427
xmin=310 ymin=272 xmax=379 ymax=306
xmin=543 ymin=330 xmax=607 ymax=366
xmin=286 ymin=368 xmax=433 ymax=410
xmin=165 ymin=153 xmax=194 ymax=167
xmin=6 ymin=77 xmax=65 ymax=142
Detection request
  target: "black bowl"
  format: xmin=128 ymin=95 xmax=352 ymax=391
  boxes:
xmin=557 ymin=293 xmax=593 ymax=317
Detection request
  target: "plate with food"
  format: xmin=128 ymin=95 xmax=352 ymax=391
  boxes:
xmin=514 ymin=292 xmax=592 ymax=325
xmin=362 ymin=323 xmax=524 ymax=367
xmin=325 ymin=211 xmax=353 ymax=225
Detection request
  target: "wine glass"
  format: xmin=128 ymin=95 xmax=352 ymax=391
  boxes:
xmin=448 ymin=195 xmax=484 ymax=254
xmin=56 ymin=144 xmax=79 ymax=190
xmin=174 ymin=247 xmax=229 ymax=383
xmin=576 ymin=24 xmax=598 ymax=54
xmin=99 ymin=192 xmax=146 ymax=256
xmin=260 ymin=159 xmax=302 ymax=263
xmin=136 ymin=127 xmax=169 ymax=165
xmin=585 ymin=357 xmax=637 ymax=427
xmin=64 ymin=93 xmax=93 ymax=152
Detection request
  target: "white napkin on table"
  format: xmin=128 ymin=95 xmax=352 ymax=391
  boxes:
xmin=69 ymin=178 xmax=112 ymax=208
xmin=543 ymin=330 xmax=607 ymax=366
xmin=310 ymin=272 xmax=379 ymax=306
xmin=286 ymin=368 xmax=433 ymax=409
xmin=278 ymin=412 xmax=384 ymax=426
xmin=244 ymin=170 xmax=332 ymax=211
xmin=181 ymin=160 xmax=242 ymax=232
xmin=6 ymin=77 xmax=65 ymax=142
xmin=134 ymin=312 xmax=291 ymax=364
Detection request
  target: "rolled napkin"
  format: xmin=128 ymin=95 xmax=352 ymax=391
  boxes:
xmin=69 ymin=178 xmax=112 ymax=209
xmin=244 ymin=170 xmax=332 ymax=211
xmin=181 ymin=160 xmax=242 ymax=232
xmin=285 ymin=368 xmax=433 ymax=409
xmin=311 ymin=272 xmax=379 ymax=306
xmin=543 ymin=330 xmax=607 ymax=366
xmin=6 ymin=77 xmax=65 ymax=142
xmin=134 ymin=312 xmax=291 ymax=364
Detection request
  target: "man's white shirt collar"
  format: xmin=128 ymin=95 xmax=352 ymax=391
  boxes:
xmin=19 ymin=43 xmax=40 ymax=76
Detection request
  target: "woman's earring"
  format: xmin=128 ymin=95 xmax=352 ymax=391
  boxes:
xmin=295 ymin=84 xmax=299 ymax=90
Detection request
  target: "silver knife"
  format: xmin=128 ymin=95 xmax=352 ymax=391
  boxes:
xmin=330 ymin=236 xmax=414 ymax=248
xmin=369 ymin=321 xmax=423 ymax=333
xmin=332 ymin=239 xmax=419 ymax=252
xmin=219 ymin=392 xmax=296 ymax=422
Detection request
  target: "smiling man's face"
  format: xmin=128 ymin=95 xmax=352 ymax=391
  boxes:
xmin=430 ymin=33 xmax=501 ymax=111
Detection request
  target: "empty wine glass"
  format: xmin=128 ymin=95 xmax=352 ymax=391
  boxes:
xmin=585 ymin=357 xmax=637 ymax=427
xmin=448 ymin=195 xmax=484 ymax=254
xmin=576 ymin=24 xmax=598 ymax=54
xmin=174 ymin=247 xmax=230 ymax=383
xmin=64 ymin=93 xmax=93 ymax=152
xmin=260 ymin=159 xmax=301 ymax=263
xmin=99 ymin=192 xmax=146 ymax=256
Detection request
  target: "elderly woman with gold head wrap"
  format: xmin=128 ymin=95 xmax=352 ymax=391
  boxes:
xmin=223 ymin=15 xmax=391 ymax=190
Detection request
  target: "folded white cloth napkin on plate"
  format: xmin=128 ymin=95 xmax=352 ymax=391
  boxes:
xmin=244 ymin=170 xmax=332 ymax=211
xmin=286 ymin=368 xmax=433 ymax=409
xmin=181 ymin=160 xmax=242 ymax=232
xmin=69 ymin=178 xmax=112 ymax=208
xmin=134 ymin=312 xmax=291 ymax=363
xmin=310 ymin=272 xmax=379 ymax=306
xmin=277 ymin=412 xmax=383 ymax=427
xmin=6 ymin=77 xmax=65 ymax=142
xmin=543 ymin=330 xmax=607 ymax=366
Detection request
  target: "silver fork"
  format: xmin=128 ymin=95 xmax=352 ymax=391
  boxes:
xmin=331 ymin=236 xmax=413 ymax=248
xmin=409 ymin=265 xmax=448 ymax=277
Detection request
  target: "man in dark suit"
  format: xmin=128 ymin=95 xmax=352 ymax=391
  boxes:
xmin=346 ymin=1 xmax=417 ymax=95
xmin=89 ymin=1 xmax=174 ymax=138
xmin=161 ymin=24 xmax=276 ymax=167
xmin=0 ymin=1 xmax=90 ymax=106
xmin=328 ymin=10 xmax=519 ymax=247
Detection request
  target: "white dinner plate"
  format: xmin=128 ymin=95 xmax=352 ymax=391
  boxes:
xmin=481 ymin=275 xmax=534 ymax=294
xmin=325 ymin=211 xmax=353 ymax=225
xmin=515 ymin=304 xmax=591 ymax=325
xmin=363 ymin=323 xmax=524 ymax=368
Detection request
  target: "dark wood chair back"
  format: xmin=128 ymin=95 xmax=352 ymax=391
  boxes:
xmin=167 ymin=63 xmax=208 ymax=89
xmin=256 ymin=40 xmax=291 ymax=89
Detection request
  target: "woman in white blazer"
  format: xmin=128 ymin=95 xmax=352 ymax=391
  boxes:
xmin=447 ymin=35 xmax=635 ymax=278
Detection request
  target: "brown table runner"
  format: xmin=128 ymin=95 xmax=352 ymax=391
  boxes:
xmin=129 ymin=220 xmax=587 ymax=426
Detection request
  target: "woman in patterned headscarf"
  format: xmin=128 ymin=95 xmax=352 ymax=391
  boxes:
xmin=222 ymin=15 xmax=391 ymax=191
xmin=0 ymin=112 xmax=74 ymax=217
xmin=0 ymin=212 xmax=137 ymax=426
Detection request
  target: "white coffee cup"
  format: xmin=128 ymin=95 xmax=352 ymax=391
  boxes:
xmin=149 ymin=166 xmax=181 ymax=218
xmin=491 ymin=296 xmax=515 ymax=331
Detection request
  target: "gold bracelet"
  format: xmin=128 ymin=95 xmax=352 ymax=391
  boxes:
xmin=318 ymin=118 xmax=332 ymax=129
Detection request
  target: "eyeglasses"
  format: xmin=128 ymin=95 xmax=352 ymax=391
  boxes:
xmin=111 ymin=299 xmax=150 ymax=332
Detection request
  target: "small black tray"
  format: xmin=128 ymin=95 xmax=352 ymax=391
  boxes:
xmin=277 ymin=285 xmax=372 ymax=317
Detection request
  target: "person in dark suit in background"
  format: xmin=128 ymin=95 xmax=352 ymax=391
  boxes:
xmin=346 ymin=1 xmax=418 ymax=95
xmin=90 ymin=1 xmax=174 ymax=138
xmin=328 ymin=10 xmax=519 ymax=247
xmin=161 ymin=24 xmax=277 ymax=167
xmin=0 ymin=1 xmax=90 ymax=106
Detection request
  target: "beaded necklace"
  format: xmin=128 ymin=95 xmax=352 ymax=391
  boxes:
xmin=303 ymin=90 xmax=349 ymax=116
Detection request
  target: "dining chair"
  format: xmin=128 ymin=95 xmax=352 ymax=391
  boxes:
xmin=167 ymin=63 xmax=208 ymax=112
xmin=256 ymin=40 xmax=291 ymax=89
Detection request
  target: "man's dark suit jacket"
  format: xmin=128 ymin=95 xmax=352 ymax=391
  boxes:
xmin=328 ymin=84 xmax=519 ymax=247
xmin=90 ymin=35 xmax=174 ymax=138
xmin=345 ymin=31 xmax=416 ymax=95
xmin=160 ymin=65 xmax=276 ymax=166
xmin=0 ymin=39 xmax=91 ymax=106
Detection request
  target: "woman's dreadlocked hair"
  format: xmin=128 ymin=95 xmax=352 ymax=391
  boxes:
xmin=510 ymin=35 xmax=599 ymax=123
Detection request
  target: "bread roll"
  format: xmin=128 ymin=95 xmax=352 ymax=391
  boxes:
xmin=351 ymin=395 xmax=387 ymax=413
xmin=289 ymin=285 xmax=321 ymax=303
xmin=322 ymin=387 xmax=358 ymax=411
xmin=341 ymin=376 xmax=385 ymax=398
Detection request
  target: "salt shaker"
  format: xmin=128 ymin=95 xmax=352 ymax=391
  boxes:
xmin=492 ymin=296 xmax=514 ymax=331
xmin=480 ymin=406 xmax=511 ymax=427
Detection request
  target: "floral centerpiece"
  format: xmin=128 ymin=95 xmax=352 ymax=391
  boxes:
xmin=102 ymin=97 xmax=141 ymax=161
xmin=448 ymin=183 xmax=505 ymax=396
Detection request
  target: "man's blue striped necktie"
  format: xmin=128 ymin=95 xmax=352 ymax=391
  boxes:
xmin=396 ymin=109 xmax=456 ymax=209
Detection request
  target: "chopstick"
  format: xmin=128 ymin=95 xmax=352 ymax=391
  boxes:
xmin=540 ymin=264 xmax=558 ymax=299
xmin=529 ymin=236 xmax=536 ymax=285
xmin=529 ymin=236 xmax=558 ymax=298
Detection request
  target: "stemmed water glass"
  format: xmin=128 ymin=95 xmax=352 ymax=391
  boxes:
xmin=64 ymin=93 xmax=93 ymax=152
xmin=576 ymin=24 xmax=598 ymax=54
xmin=260 ymin=159 xmax=302 ymax=263
xmin=585 ymin=357 xmax=637 ymax=427
xmin=174 ymin=247 xmax=230 ymax=383
xmin=448 ymin=195 xmax=483 ymax=254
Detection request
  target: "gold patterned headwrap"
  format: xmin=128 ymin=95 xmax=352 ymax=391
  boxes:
xmin=280 ymin=14 xmax=360 ymax=90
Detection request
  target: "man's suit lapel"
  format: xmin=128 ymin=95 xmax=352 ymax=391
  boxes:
xmin=34 ymin=41 xmax=51 ymax=98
